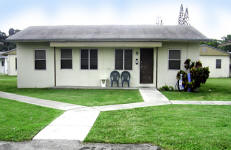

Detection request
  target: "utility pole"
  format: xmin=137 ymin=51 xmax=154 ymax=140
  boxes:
xmin=178 ymin=4 xmax=190 ymax=25
xmin=178 ymin=4 xmax=184 ymax=25
xmin=156 ymin=17 xmax=163 ymax=25
xmin=183 ymin=8 xmax=190 ymax=25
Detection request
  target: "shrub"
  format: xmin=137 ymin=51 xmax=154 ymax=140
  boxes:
xmin=177 ymin=59 xmax=210 ymax=92
xmin=159 ymin=85 xmax=174 ymax=91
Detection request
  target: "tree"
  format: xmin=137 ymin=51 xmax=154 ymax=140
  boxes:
xmin=219 ymin=35 xmax=231 ymax=52
xmin=8 ymin=28 xmax=20 ymax=36
xmin=201 ymin=35 xmax=231 ymax=52
xmin=9 ymin=28 xmax=15 ymax=36
xmin=200 ymin=40 xmax=221 ymax=48
xmin=0 ymin=28 xmax=20 ymax=51
xmin=0 ymin=31 xmax=7 ymax=40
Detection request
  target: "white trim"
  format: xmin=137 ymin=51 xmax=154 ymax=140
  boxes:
xmin=34 ymin=49 xmax=46 ymax=70
xmin=80 ymin=48 xmax=98 ymax=70
xmin=216 ymin=59 xmax=222 ymax=69
xmin=50 ymin=41 xmax=162 ymax=48
xmin=115 ymin=48 xmax=133 ymax=70
xmin=60 ymin=48 xmax=73 ymax=70
xmin=168 ymin=49 xmax=181 ymax=70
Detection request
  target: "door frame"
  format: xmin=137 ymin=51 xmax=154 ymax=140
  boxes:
xmin=139 ymin=48 xmax=154 ymax=84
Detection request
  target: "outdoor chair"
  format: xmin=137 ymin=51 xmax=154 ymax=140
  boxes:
xmin=110 ymin=71 xmax=120 ymax=87
xmin=121 ymin=71 xmax=130 ymax=87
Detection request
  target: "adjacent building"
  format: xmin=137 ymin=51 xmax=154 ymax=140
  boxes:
xmin=0 ymin=52 xmax=7 ymax=74
xmin=0 ymin=49 xmax=17 ymax=76
xmin=200 ymin=44 xmax=230 ymax=78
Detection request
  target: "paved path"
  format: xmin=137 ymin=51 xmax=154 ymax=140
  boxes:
xmin=0 ymin=91 xmax=85 ymax=110
xmin=1 ymin=89 xmax=231 ymax=143
xmin=33 ymin=88 xmax=171 ymax=141
xmin=171 ymin=100 xmax=231 ymax=105
xmin=139 ymin=88 xmax=170 ymax=103
xmin=0 ymin=140 xmax=160 ymax=150
xmin=33 ymin=109 xmax=100 ymax=141
xmin=91 ymin=102 xmax=168 ymax=111
xmin=89 ymin=88 xmax=171 ymax=111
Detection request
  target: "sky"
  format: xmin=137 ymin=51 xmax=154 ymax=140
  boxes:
xmin=0 ymin=0 xmax=231 ymax=39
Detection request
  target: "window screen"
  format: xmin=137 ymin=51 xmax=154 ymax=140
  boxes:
xmin=61 ymin=49 xmax=72 ymax=69
xmin=216 ymin=59 xmax=221 ymax=69
xmin=115 ymin=49 xmax=123 ymax=70
xmin=81 ymin=49 xmax=89 ymax=69
xmin=124 ymin=49 xmax=132 ymax=70
xmin=168 ymin=50 xmax=181 ymax=70
xmin=90 ymin=49 xmax=98 ymax=69
xmin=81 ymin=49 xmax=98 ymax=70
xmin=115 ymin=49 xmax=132 ymax=70
xmin=35 ymin=50 xmax=46 ymax=70
xmin=1 ymin=59 xmax=4 ymax=66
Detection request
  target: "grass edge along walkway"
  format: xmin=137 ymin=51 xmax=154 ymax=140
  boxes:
xmin=0 ymin=97 xmax=63 ymax=142
xmin=85 ymin=104 xmax=231 ymax=150
xmin=0 ymin=75 xmax=143 ymax=106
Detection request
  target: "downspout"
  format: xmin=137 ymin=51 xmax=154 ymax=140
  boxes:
xmin=54 ymin=47 xmax=56 ymax=87
xmin=156 ymin=47 xmax=158 ymax=89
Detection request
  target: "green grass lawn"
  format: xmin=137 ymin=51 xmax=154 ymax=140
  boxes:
xmin=0 ymin=75 xmax=143 ymax=106
xmin=161 ymin=78 xmax=231 ymax=101
xmin=85 ymin=105 xmax=231 ymax=150
xmin=0 ymin=98 xmax=63 ymax=141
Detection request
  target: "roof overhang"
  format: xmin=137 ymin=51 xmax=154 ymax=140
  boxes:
xmin=1 ymin=49 xmax=16 ymax=56
xmin=50 ymin=41 xmax=162 ymax=48
xmin=219 ymin=42 xmax=231 ymax=47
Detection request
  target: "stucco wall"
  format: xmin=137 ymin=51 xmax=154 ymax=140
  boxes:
xmin=200 ymin=55 xmax=230 ymax=78
xmin=157 ymin=42 xmax=200 ymax=88
xmin=56 ymin=47 xmax=143 ymax=87
xmin=7 ymin=55 xmax=17 ymax=76
xmin=16 ymin=41 xmax=200 ymax=88
xmin=17 ymin=43 xmax=54 ymax=88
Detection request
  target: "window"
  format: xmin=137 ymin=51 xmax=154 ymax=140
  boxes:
xmin=15 ymin=58 xmax=17 ymax=70
xmin=61 ymin=49 xmax=72 ymax=69
xmin=115 ymin=49 xmax=123 ymax=70
xmin=216 ymin=59 xmax=221 ymax=69
xmin=90 ymin=49 xmax=98 ymax=69
xmin=115 ymin=49 xmax=132 ymax=70
xmin=35 ymin=50 xmax=46 ymax=70
xmin=168 ymin=50 xmax=181 ymax=70
xmin=1 ymin=59 xmax=4 ymax=66
xmin=81 ymin=49 xmax=98 ymax=70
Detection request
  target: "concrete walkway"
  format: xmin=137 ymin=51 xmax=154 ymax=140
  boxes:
xmin=33 ymin=109 xmax=100 ymax=141
xmin=139 ymin=88 xmax=170 ymax=103
xmin=171 ymin=100 xmax=231 ymax=105
xmin=1 ymin=89 xmax=231 ymax=142
xmin=33 ymin=88 xmax=172 ymax=141
xmin=0 ymin=91 xmax=85 ymax=110
xmin=88 ymin=88 xmax=171 ymax=111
